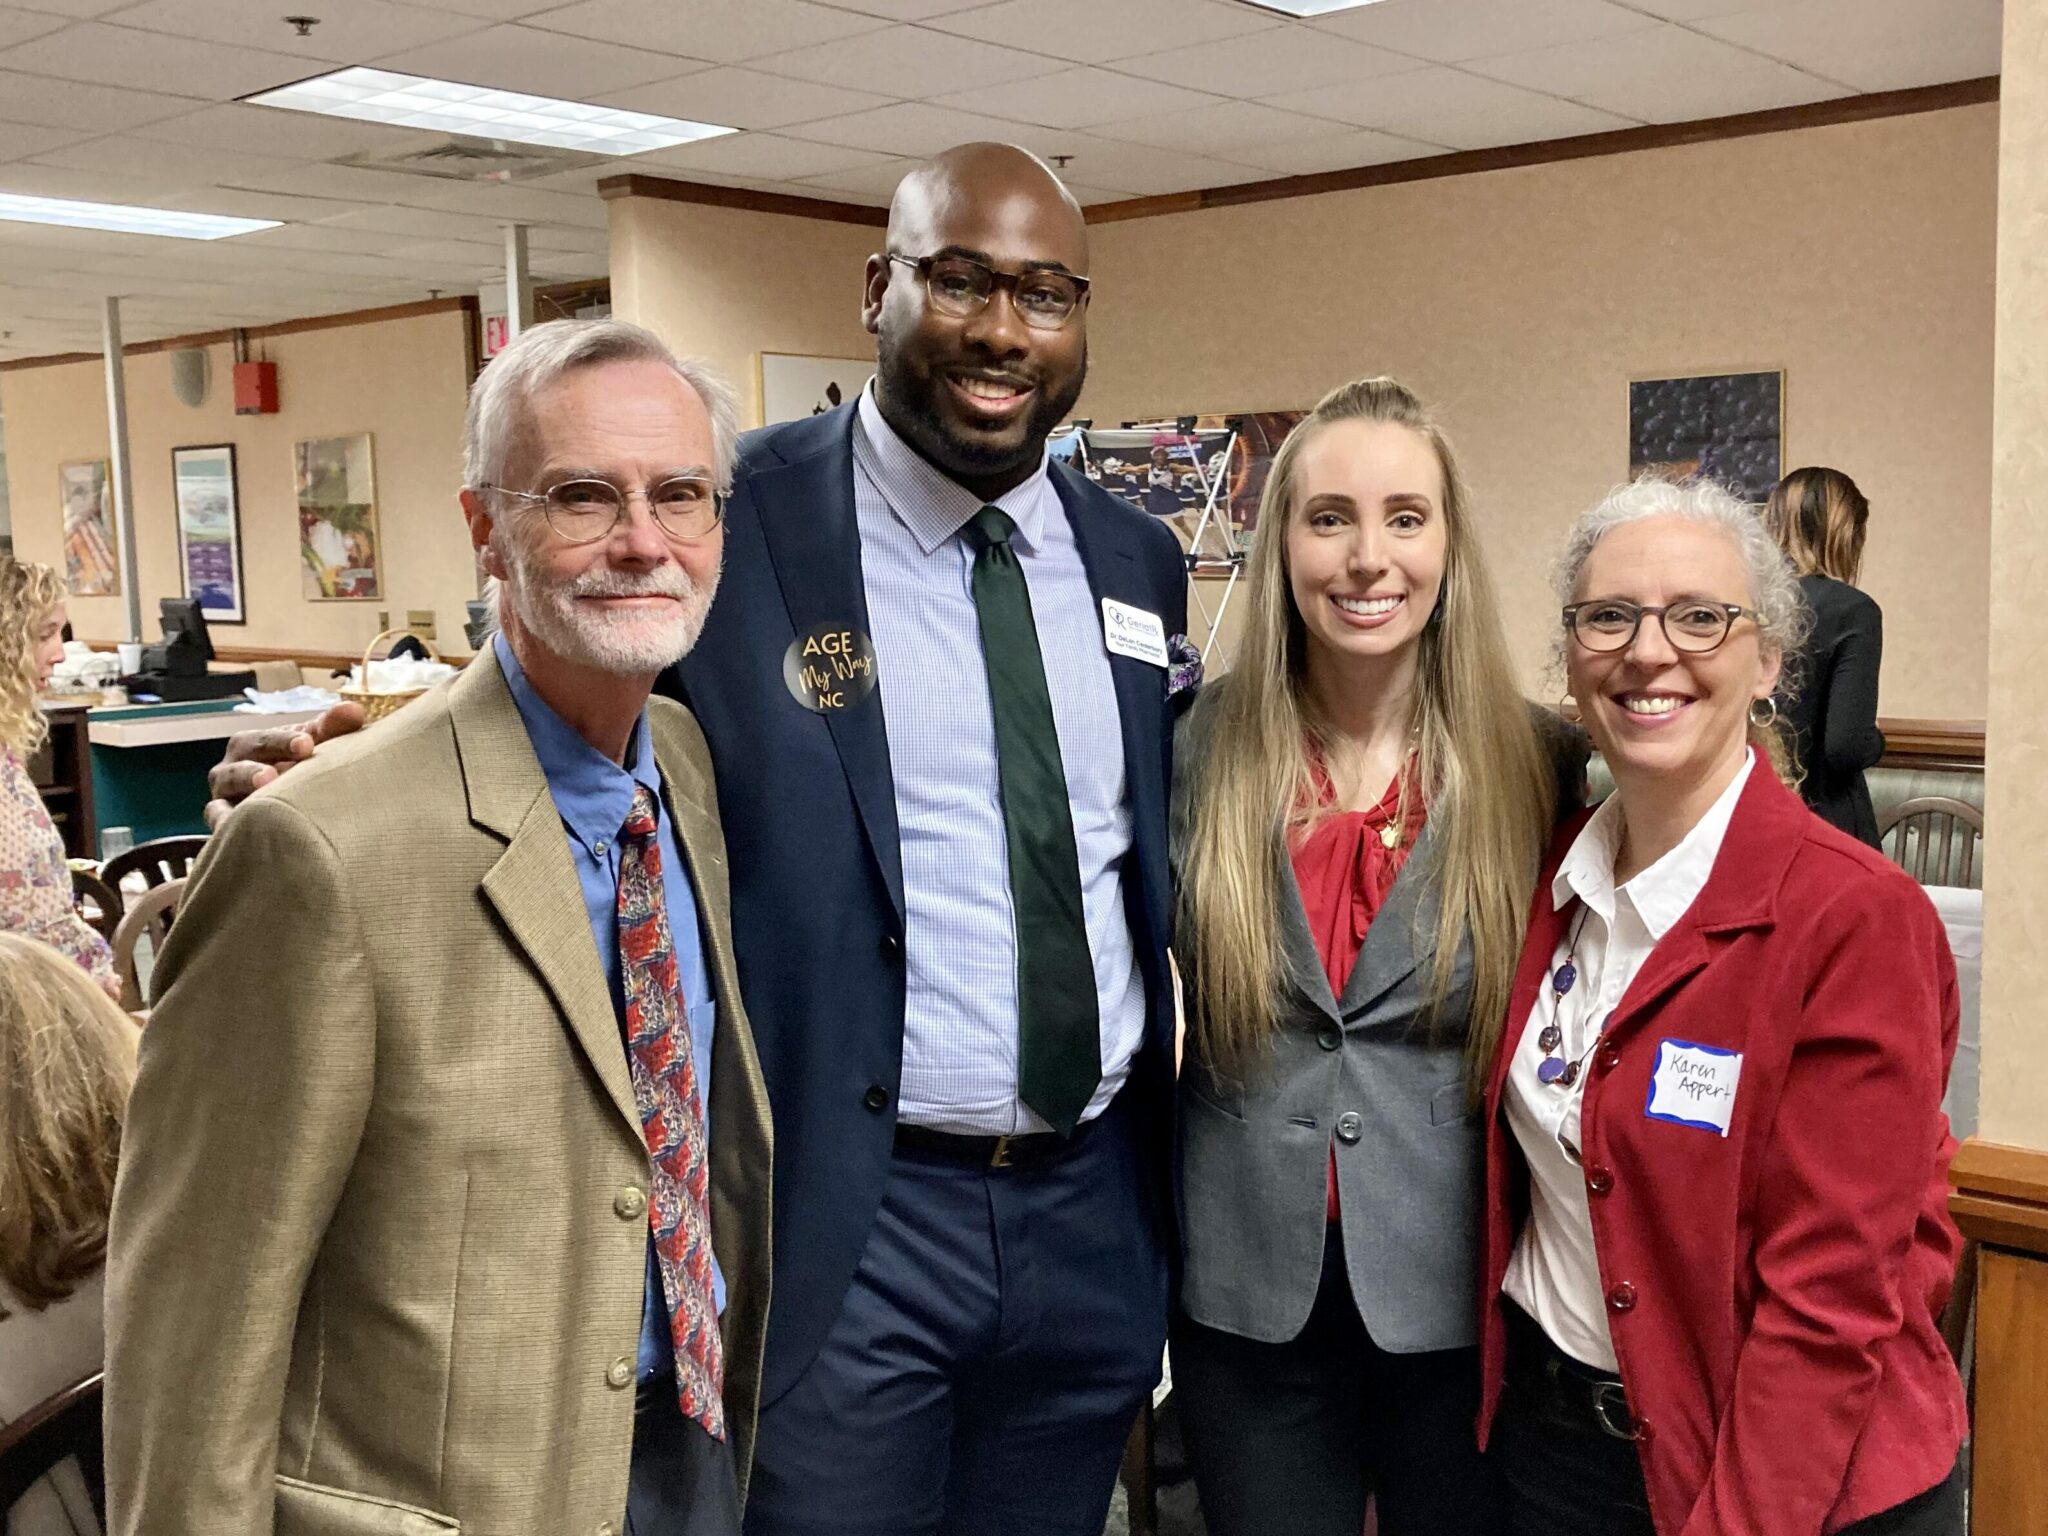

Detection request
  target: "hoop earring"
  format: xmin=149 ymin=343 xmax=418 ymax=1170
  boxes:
xmin=1749 ymin=696 xmax=1780 ymax=730
xmin=1557 ymin=692 xmax=1582 ymax=726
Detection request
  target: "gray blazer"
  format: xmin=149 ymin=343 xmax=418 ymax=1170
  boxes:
xmin=1172 ymin=687 xmax=1486 ymax=1354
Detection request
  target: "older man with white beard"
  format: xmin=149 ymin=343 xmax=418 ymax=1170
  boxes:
xmin=105 ymin=320 xmax=775 ymax=1536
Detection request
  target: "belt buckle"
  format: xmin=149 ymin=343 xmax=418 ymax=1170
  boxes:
xmin=988 ymin=1135 xmax=1015 ymax=1170
xmin=1591 ymin=1381 xmax=1638 ymax=1441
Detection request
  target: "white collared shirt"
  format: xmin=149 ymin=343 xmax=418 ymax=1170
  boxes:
xmin=1502 ymin=750 xmax=1757 ymax=1370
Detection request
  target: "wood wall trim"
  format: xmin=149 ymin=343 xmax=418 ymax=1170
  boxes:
xmin=1877 ymin=716 xmax=1985 ymax=767
xmin=80 ymin=641 xmax=473 ymax=672
xmin=0 ymin=295 xmax=484 ymax=374
xmin=598 ymin=172 xmax=888 ymax=227
xmin=1085 ymin=76 xmax=2001 ymax=225
xmin=1970 ymin=1248 xmax=2048 ymax=1534
xmin=1951 ymin=1139 xmax=2048 ymax=1259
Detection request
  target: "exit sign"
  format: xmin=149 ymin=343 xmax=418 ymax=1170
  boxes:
xmin=482 ymin=313 xmax=510 ymax=359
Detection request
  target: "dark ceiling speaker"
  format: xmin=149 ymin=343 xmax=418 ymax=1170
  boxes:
xmin=169 ymin=347 xmax=210 ymax=408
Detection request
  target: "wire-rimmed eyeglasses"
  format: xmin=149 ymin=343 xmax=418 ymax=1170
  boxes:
xmin=1561 ymin=598 xmax=1759 ymax=655
xmin=482 ymin=476 xmax=723 ymax=545
xmin=887 ymin=252 xmax=1090 ymax=331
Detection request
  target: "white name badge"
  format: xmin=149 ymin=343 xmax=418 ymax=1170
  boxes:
xmin=1645 ymin=1038 xmax=1743 ymax=1137
xmin=1101 ymin=598 xmax=1169 ymax=667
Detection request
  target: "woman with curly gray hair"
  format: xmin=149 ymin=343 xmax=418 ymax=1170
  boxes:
xmin=0 ymin=559 xmax=118 ymax=999
xmin=1473 ymin=479 xmax=1967 ymax=1535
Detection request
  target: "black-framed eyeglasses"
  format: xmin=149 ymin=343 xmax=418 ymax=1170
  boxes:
xmin=887 ymin=253 xmax=1090 ymax=330
xmin=483 ymin=476 xmax=723 ymax=545
xmin=1561 ymin=598 xmax=1760 ymax=655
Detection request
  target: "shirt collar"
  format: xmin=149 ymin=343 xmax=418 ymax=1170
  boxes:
xmin=1552 ymin=749 xmax=1757 ymax=940
xmin=494 ymin=632 xmax=660 ymax=853
xmin=854 ymin=382 xmax=1052 ymax=557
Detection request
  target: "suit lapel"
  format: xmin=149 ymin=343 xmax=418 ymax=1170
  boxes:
xmin=1336 ymin=820 xmax=1440 ymax=1019
xmin=744 ymin=407 xmax=905 ymax=920
xmin=451 ymin=650 xmax=640 ymax=1136
xmin=1275 ymin=848 xmax=1342 ymax=1024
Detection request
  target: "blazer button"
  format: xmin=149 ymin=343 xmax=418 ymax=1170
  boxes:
xmin=1334 ymin=1111 xmax=1363 ymax=1144
xmin=614 ymin=1186 xmax=647 ymax=1221
xmin=880 ymin=933 xmax=902 ymax=961
xmin=1599 ymin=1048 xmax=1623 ymax=1074
xmin=1316 ymin=1025 xmax=1341 ymax=1052
xmin=606 ymin=1356 xmax=634 ymax=1389
xmin=1586 ymin=1165 xmax=1614 ymax=1196
xmin=1633 ymin=1417 xmax=1654 ymax=1444
xmin=1607 ymin=1281 xmax=1637 ymax=1312
xmin=864 ymin=1084 xmax=890 ymax=1112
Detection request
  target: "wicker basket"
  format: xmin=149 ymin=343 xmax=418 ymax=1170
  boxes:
xmin=339 ymin=629 xmax=444 ymax=724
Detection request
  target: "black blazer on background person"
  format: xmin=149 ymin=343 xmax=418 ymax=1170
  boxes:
xmin=1784 ymin=572 xmax=1885 ymax=846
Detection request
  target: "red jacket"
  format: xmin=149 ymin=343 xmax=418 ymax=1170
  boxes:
xmin=1478 ymin=767 xmax=1967 ymax=1535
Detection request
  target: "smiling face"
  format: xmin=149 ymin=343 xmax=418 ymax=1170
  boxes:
xmin=1285 ymin=418 xmax=1448 ymax=691
xmin=865 ymin=146 xmax=1088 ymax=502
xmin=1567 ymin=514 xmax=1779 ymax=797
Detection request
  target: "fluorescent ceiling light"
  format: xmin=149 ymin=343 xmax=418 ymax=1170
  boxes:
xmin=0 ymin=193 xmax=279 ymax=241
xmin=1242 ymin=0 xmax=1391 ymax=14
xmin=246 ymin=67 xmax=737 ymax=155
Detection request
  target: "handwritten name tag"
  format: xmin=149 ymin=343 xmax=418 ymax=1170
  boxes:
xmin=1102 ymin=598 xmax=1169 ymax=667
xmin=1645 ymin=1038 xmax=1743 ymax=1137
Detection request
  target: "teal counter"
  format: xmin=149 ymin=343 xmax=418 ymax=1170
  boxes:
xmin=88 ymin=701 xmax=321 ymax=852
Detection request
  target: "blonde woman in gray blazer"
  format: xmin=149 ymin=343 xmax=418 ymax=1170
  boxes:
xmin=1172 ymin=379 xmax=1576 ymax=1536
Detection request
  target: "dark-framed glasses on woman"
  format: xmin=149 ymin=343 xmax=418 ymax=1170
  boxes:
xmin=886 ymin=253 xmax=1089 ymax=330
xmin=486 ymin=476 xmax=723 ymax=544
xmin=1562 ymin=598 xmax=1759 ymax=655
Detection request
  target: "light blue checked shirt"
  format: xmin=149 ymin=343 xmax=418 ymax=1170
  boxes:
xmin=853 ymin=387 xmax=1146 ymax=1136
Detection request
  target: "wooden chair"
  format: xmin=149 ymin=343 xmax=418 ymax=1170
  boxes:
xmin=99 ymin=833 xmax=208 ymax=894
xmin=111 ymin=877 xmax=186 ymax=1012
xmin=1877 ymin=796 xmax=1984 ymax=888
xmin=70 ymin=867 xmax=123 ymax=940
xmin=0 ymin=1372 xmax=104 ymax=1527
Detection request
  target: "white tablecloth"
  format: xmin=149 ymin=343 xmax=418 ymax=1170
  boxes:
xmin=1925 ymin=885 xmax=1982 ymax=1141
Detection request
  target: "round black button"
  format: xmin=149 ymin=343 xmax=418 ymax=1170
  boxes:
xmin=1316 ymin=1025 xmax=1341 ymax=1052
xmin=863 ymin=1084 xmax=890 ymax=1112
xmin=1607 ymin=1281 xmax=1637 ymax=1312
xmin=1334 ymin=1111 xmax=1363 ymax=1145
xmin=1586 ymin=1165 xmax=1614 ymax=1196
xmin=879 ymin=933 xmax=902 ymax=961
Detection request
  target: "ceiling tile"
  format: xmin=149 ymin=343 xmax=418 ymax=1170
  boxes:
xmin=27 ymin=133 xmax=301 ymax=185
xmin=0 ymin=159 xmax=163 ymax=201
xmin=0 ymin=21 xmax=313 ymax=98
xmin=929 ymin=0 xmax=1274 ymax=58
xmin=791 ymin=154 xmax=916 ymax=199
xmin=323 ymin=202 xmax=526 ymax=239
xmin=1262 ymin=67 xmax=1634 ymax=149
xmin=599 ymin=66 xmax=894 ymax=130
xmin=371 ymin=23 xmax=699 ymax=96
xmin=1096 ymin=99 xmax=1349 ymax=156
xmin=806 ymin=0 xmax=1001 ymax=16
xmin=0 ymin=5 xmax=66 ymax=46
xmin=1220 ymin=125 xmax=1444 ymax=177
xmin=231 ymin=222 xmax=424 ymax=256
xmin=107 ymin=0 xmax=485 ymax=60
xmin=219 ymin=161 xmax=476 ymax=204
xmin=753 ymin=24 xmax=1061 ymax=96
xmin=1695 ymin=0 xmax=2002 ymax=93
xmin=781 ymin=100 xmax=1046 ymax=156
xmin=1121 ymin=26 xmax=1417 ymax=98
xmin=0 ymin=69 xmax=196 ymax=131
xmin=632 ymin=128 xmax=897 ymax=178
xmin=0 ymin=119 xmax=90 ymax=160
xmin=133 ymin=103 xmax=442 ymax=160
xmin=533 ymin=0 xmax=886 ymax=64
xmin=1305 ymin=0 xmax=1659 ymax=64
xmin=1607 ymin=0 xmax=1777 ymax=18
xmin=1 ymin=0 xmax=130 ymax=17
xmin=381 ymin=178 xmax=611 ymax=228
xmin=1470 ymin=26 xmax=1848 ymax=124
xmin=1019 ymin=133 xmax=1263 ymax=195
xmin=931 ymin=66 xmax=1218 ymax=130
xmin=143 ymin=184 xmax=379 ymax=222
xmin=410 ymin=0 xmax=572 ymax=18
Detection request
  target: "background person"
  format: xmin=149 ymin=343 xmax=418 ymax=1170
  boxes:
xmin=0 ymin=560 xmax=117 ymax=1000
xmin=1479 ymin=478 xmax=1967 ymax=1536
xmin=0 ymin=931 xmax=139 ymax=1536
xmin=1171 ymin=377 xmax=1569 ymax=1535
xmin=1764 ymin=466 xmax=1886 ymax=845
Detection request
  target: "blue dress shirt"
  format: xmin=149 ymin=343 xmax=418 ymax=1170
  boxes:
xmin=496 ymin=633 xmax=722 ymax=1383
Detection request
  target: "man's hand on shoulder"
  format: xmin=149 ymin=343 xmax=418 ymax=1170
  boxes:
xmin=204 ymin=701 xmax=368 ymax=830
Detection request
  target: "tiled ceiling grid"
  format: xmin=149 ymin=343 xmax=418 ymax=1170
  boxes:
xmin=0 ymin=0 xmax=2004 ymax=360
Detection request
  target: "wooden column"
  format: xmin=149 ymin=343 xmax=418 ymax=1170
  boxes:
xmin=1950 ymin=1142 xmax=2048 ymax=1531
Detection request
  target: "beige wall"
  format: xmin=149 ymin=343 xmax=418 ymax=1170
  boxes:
xmin=0 ymin=308 xmax=477 ymax=659
xmin=1080 ymin=104 xmax=1999 ymax=718
xmin=609 ymin=196 xmax=881 ymax=428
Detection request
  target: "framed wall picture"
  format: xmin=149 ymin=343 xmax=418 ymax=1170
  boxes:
xmin=1628 ymin=370 xmax=1784 ymax=505
xmin=758 ymin=352 xmax=875 ymax=426
xmin=172 ymin=444 xmax=246 ymax=624
xmin=295 ymin=433 xmax=381 ymax=601
xmin=59 ymin=458 xmax=119 ymax=596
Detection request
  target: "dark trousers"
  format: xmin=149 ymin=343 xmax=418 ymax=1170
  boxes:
xmin=742 ymin=1093 xmax=1170 ymax=1536
xmin=627 ymin=1372 xmax=742 ymax=1536
xmin=1172 ymin=1230 xmax=1506 ymax=1536
xmin=1493 ymin=1308 xmax=1964 ymax=1536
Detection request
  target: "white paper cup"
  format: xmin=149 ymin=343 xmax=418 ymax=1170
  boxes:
xmin=117 ymin=642 xmax=142 ymax=673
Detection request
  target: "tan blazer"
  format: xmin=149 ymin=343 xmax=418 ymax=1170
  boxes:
xmin=105 ymin=649 xmax=773 ymax=1536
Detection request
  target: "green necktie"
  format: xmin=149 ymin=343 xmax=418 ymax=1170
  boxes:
xmin=962 ymin=505 xmax=1102 ymax=1136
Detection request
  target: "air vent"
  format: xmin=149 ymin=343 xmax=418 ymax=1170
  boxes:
xmin=335 ymin=135 xmax=604 ymax=184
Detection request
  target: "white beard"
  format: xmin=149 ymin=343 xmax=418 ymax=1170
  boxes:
xmin=499 ymin=535 xmax=718 ymax=676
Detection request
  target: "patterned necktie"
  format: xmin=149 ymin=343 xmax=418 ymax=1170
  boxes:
xmin=617 ymin=784 xmax=725 ymax=1441
xmin=961 ymin=505 xmax=1102 ymax=1135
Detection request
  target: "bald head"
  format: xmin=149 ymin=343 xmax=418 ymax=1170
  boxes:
xmin=887 ymin=142 xmax=1088 ymax=270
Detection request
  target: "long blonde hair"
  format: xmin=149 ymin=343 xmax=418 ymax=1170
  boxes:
xmin=0 ymin=559 xmax=64 ymax=757
xmin=0 ymin=933 xmax=135 ymax=1310
xmin=1182 ymin=378 xmax=1555 ymax=1085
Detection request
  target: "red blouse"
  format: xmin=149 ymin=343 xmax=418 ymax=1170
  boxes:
xmin=1290 ymin=751 xmax=1425 ymax=1220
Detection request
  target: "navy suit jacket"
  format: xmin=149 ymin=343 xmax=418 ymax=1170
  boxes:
xmin=663 ymin=403 xmax=1189 ymax=1403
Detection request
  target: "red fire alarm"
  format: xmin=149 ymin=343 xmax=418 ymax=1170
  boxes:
xmin=233 ymin=359 xmax=279 ymax=414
